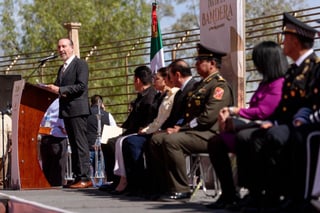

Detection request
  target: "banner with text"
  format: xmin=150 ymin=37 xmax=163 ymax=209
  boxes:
xmin=200 ymin=0 xmax=245 ymax=106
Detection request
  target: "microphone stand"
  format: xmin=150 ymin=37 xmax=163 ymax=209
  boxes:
xmin=1 ymin=106 xmax=10 ymax=189
xmin=1 ymin=111 xmax=4 ymax=189
xmin=92 ymin=99 xmax=106 ymax=187
xmin=25 ymin=62 xmax=45 ymax=83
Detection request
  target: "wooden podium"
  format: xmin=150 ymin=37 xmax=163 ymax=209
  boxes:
xmin=11 ymin=80 xmax=58 ymax=189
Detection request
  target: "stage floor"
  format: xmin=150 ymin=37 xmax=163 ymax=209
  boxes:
xmin=0 ymin=188 xmax=219 ymax=213
xmin=1 ymin=188 xmax=319 ymax=213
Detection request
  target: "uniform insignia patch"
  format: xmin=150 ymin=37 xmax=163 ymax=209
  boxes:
xmin=213 ymin=87 xmax=224 ymax=100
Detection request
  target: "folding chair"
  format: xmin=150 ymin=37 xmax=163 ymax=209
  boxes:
xmin=304 ymin=131 xmax=320 ymax=200
xmin=188 ymin=153 xmax=221 ymax=199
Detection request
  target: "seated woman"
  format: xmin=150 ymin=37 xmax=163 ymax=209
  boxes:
xmin=110 ymin=67 xmax=179 ymax=194
xmin=206 ymin=41 xmax=288 ymax=209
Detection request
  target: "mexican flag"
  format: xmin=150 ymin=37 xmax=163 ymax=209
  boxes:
xmin=150 ymin=2 xmax=165 ymax=73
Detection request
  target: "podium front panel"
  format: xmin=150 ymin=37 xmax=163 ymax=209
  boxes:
xmin=11 ymin=80 xmax=58 ymax=189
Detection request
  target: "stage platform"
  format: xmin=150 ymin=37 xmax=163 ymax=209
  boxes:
xmin=0 ymin=188 xmax=319 ymax=213
xmin=0 ymin=188 xmax=221 ymax=213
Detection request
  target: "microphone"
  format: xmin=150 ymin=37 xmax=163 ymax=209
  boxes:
xmin=38 ymin=54 xmax=58 ymax=63
xmin=2 ymin=108 xmax=11 ymax=115
xmin=1 ymin=104 xmax=11 ymax=115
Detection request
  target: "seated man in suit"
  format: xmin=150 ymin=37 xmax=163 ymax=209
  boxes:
xmin=121 ymin=61 xmax=198 ymax=196
xmin=142 ymin=59 xmax=197 ymax=197
xmin=99 ymin=65 xmax=159 ymax=191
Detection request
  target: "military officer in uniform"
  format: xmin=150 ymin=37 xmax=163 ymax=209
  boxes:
xmin=286 ymin=36 xmax=320 ymax=211
xmin=148 ymin=43 xmax=233 ymax=201
xmin=287 ymin=59 xmax=320 ymax=212
xmin=234 ymin=13 xmax=319 ymax=212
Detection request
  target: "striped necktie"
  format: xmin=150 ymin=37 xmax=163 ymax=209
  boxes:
xmin=61 ymin=63 xmax=67 ymax=73
xmin=59 ymin=63 xmax=67 ymax=81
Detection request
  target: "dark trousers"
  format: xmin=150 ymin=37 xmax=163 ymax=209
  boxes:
xmin=64 ymin=116 xmax=90 ymax=181
xmin=208 ymin=134 xmax=236 ymax=199
xmin=122 ymin=134 xmax=151 ymax=192
xmin=101 ymin=137 xmax=119 ymax=184
xmin=40 ymin=135 xmax=67 ymax=186
xmin=289 ymin=123 xmax=320 ymax=201
xmin=146 ymin=133 xmax=170 ymax=194
xmin=236 ymin=125 xmax=291 ymax=197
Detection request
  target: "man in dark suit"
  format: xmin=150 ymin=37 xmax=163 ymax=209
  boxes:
xmin=99 ymin=65 xmax=159 ymax=192
xmin=46 ymin=38 xmax=92 ymax=188
xmin=145 ymin=59 xmax=197 ymax=196
xmin=148 ymin=44 xmax=233 ymax=201
xmin=160 ymin=59 xmax=198 ymax=129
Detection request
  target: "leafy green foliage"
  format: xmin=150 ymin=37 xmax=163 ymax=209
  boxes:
xmin=0 ymin=0 xmax=21 ymax=55
xmin=17 ymin=0 xmax=151 ymax=53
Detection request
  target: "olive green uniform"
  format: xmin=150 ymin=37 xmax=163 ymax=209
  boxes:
xmin=150 ymin=72 xmax=233 ymax=193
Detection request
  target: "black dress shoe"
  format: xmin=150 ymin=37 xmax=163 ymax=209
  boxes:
xmin=98 ymin=183 xmax=116 ymax=192
xmin=145 ymin=193 xmax=161 ymax=201
xmin=109 ymin=187 xmax=128 ymax=195
xmin=160 ymin=192 xmax=191 ymax=201
xmin=125 ymin=189 xmax=144 ymax=197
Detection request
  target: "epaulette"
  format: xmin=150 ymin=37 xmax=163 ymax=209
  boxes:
xmin=215 ymin=74 xmax=226 ymax=82
xmin=204 ymin=76 xmax=213 ymax=83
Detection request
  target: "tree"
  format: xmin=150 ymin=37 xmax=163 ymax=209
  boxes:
xmin=0 ymin=0 xmax=21 ymax=55
xmin=18 ymin=0 xmax=151 ymax=52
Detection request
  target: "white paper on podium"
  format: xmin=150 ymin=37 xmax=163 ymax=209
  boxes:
xmin=101 ymin=125 xmax=123 ymax=144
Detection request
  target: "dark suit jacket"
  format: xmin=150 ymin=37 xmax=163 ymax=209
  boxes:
xmin=54 ymin=56 xmax=90 ymax=118
xmin=87 ymin=105 xmax=111 ymax=148
xmin=122 ymin=86 xmax=158 ymax=135
xmin=160 ymin=78 xmax=198 ymax=130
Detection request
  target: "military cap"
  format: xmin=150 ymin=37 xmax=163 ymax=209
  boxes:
xmin=282 ymin=12 xmax=318 ymax=40
xmin=195 ymin=43 xmax=226 ymax=61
